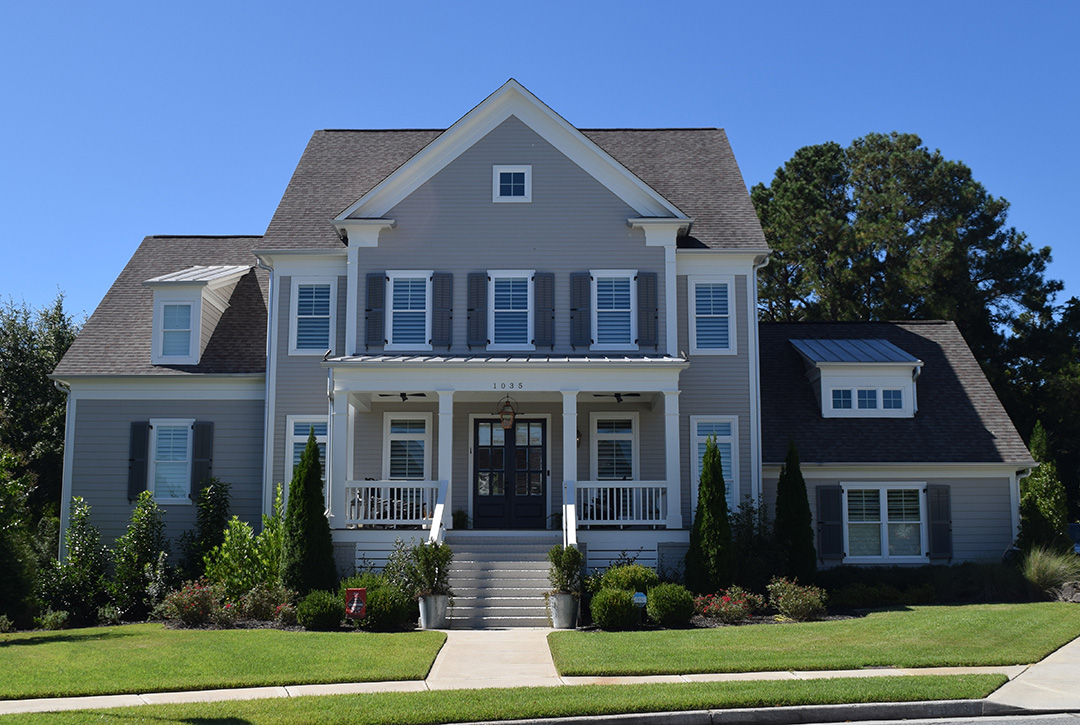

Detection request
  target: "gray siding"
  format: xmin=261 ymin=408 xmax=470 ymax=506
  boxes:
xmin=676 ymin=274 xmax=754 ymax=523
xmin=355 ymin=116 xmax=667 ymax=355
xmin=199 ymin=300 xmax=223 ymax=358
xmin=763 ymin=474 xmax=1014 ymax=563
xmin=70 ymin=398 xmax=264 ymax=546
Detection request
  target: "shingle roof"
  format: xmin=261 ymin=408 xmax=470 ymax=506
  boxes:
xmin=789 ymin=338 xmax=921 ymax=365
xmin=761 ymin=321 xmax=1032 ymax=466
xmin=53 ymin=236 xmax=267 ymax=377
xmin=261 ymin=128 xmax=767 ymax=251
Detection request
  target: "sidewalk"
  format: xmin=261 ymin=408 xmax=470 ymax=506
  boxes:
xmin=1 ymin=628 xmax=1078 ymax=718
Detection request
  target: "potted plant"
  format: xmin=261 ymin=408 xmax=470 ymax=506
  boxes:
xmin=546 ymin=544 xmax=584 ymax=629
xmin=409 ymin=541 xmax=453 ymax=629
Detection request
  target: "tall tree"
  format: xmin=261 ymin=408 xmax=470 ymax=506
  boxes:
xmin=0 ymin=294 xmax=81 ymax=519
xmin=281 ymin=430 xmax=337 ymax=594
xmin=774 ymin=441 xmax=816 ymax=582
xmin=684 ymin=437 xmax=734 ymax=594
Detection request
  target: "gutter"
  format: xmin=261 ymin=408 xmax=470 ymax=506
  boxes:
xmin=255 ymin=255 xmax=276 ymax=519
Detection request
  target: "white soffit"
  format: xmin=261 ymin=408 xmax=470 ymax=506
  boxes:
xmin=336 ymin=79 xmax=688 ymax=221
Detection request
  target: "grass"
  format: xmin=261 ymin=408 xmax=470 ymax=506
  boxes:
xmin=1022 ymin=546 xmax=1080 ymax=595
xmin=0 ymin=675 xmax=1007 ymax=724
xmin=0 ymin=623 xmax=446 ymax=700
xmin=550 ymin=603 xmax=1080 ymax=676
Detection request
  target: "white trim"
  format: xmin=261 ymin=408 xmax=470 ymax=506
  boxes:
xmin=148 ymin=418 xmax=194 ymax=504
xmin=688 ymin=275 xmax=736 ymax=355
xmin=590 ymin=270 xmax=638 ymax=352
xmin=840 ymin=482 xmax=929 ymax=565
xmin=254 ymin=251 xmax=347 ymax=275
xmin=492 ymin=165 xmax=532 ymax=203
xmin=689 ymin=415 xmax=740 ymax=514
xmin=57 ymin=387 xmax=76 ymax=558
xmin=825 ymin=383 xmax=913 ymax=418
xmin=590 ymin=411 xmax=639 ymax=481
xmin=762 ymin=462 xmax=1032 ymax=477
xmin=385 ymin=271 xmax=433 ymax=352
xmin=383 ymin=412 xmax=433 ymax=480
xmin=285 ymin=414 xmax=328 ymax=485
xmin=151 ymin=296 xmax=201 ymax=365
xmin=749 ymin=255 xmax=768 ymax=504
xmin=487 ymin=269 xmax=535 ymax=351
xmin=50 ymin=376 xmax=265 ymax=400
xmin=289 ymin=277 xmax=338 ymax=356
xmin=262 ymin=264 xmax=281 ymax=517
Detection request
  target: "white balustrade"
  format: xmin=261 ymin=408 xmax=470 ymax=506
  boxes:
xmin=344 ymin=481 xmax=440 ymax=528
xmin=575 ymin=480 xmax=668 ymax=527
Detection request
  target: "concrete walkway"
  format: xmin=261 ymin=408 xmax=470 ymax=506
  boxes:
xmin=2 ymin=628 xmax=1078 ymax=717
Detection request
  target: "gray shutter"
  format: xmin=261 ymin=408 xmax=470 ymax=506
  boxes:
xmin=637 ymin=272 xmax=658 ymax=349
xmin=816 ymin=485 xmax=844 ymax=561
xmin=534 ymin=272 xmax=555 ymax=348
xmin=467 ymin=273 xmax=487 ymax=349
xmin=927 ymin=485 xmax=953 ymax=560
xmin=365 ymin=273 xmax=385 ymax=349
xmin=128 ymin=422 xmax=150 ymax=502
xmin=431 ymin=272 xmax=453 ymax=348
xmin=191 ymin=421 xmax=214 ymax=498
xmin=570 ymin=272 xmax=592 ymax=349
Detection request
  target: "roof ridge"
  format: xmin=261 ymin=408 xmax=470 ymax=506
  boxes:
xmin=145 ymin=234 xmax=264 ymax=240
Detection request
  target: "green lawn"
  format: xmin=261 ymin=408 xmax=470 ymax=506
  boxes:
xmin=0 ymin=623 xmax=446 ymax=700
xmin=0 ymin=675 xmax=1007 ymax=724
xmin=550 ymin=603 xmax=1080 ymax=676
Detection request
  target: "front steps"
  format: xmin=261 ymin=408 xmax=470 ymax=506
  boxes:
xmin=444 ymin=532 xmax=561 ymax=628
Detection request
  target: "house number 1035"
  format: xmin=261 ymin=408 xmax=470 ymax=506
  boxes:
xmin=493 ymin=382 xmax=524 ymax=390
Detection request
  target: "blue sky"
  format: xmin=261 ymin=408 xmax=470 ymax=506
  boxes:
xmin=2 ymin=1 xmax=1077 ymax=321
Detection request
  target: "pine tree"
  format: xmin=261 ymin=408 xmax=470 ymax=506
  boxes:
xmin=281 ymin=430 xmax=337 ymax=594
xmin=684 ymin=437 xmax=734 ymax=594
xmin=774 ymin=440 xmax=816 ymax=581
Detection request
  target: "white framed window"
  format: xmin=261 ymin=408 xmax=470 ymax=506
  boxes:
xmin=591 ymin=270 xmax=637 ymax=350
xmin=590 ymin=412 xmax=638 ymax=481
xmin=386 ymin=271 xmax=432 ymax=351
xmin=827 ymin=384 xmax=912 ymax=418
xmin=151 ymin=297 xmax=200 ymax=365
xmin=857 ymin=389 xmax=878 ymax=409
xmin=690 ymin=416 xmax=739 ymax=512
xmin=842 ymin=483 xmax=928 ymax=563
xmin=149 ymin=418 xmax=193 ymax=503
xmin=285 ymin=415 xmax=328 ymax=484
xmin=492 ymin=165 xmax=531 ymax=202
xmin=383 ymin=413 xmax=432 ymax=480
xmin=883 ymin=389 xmax=903 ymax=409
xmin=289 ymin=278 xmax=337 ymax=355
xmin=488 ymin=270 xmax=534 ymax=351
xmin=831 ymin=389 xmax=853 ymax=410
xmin=688 ymin=276 xmax=736 ymax=354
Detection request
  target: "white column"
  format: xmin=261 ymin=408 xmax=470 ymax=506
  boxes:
xmin=328 ymin=389 xmax=350 ymax=524
xmin=561 ymin=390 xmax=579 ymax=547
xmin=664 ymin=390 xmax=683 ymax=529
xmin=437 ymin=390 xmax=454 ymax=530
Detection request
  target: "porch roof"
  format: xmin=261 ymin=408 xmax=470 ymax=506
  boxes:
xmin=324 ymin=353 xmax=687 ymax=366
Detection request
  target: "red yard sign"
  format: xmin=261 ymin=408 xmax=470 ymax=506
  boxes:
xmin=345 ymin=588 xmax=367 ymax=619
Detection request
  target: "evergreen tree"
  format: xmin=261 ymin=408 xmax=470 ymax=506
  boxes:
xmin=0 ymin=448 xmax=36 ymax=625
xmin=281 ymin=430 xmax=336 ymax=594
xmin=1017 ymin=421 xmax=1071 ymax=552
xmin=684 ymin=437 xmax=734 ymax=594
xmin=110 ymin=490 xmax=169 ymax=620
xmin=774 ymin=441 xmax=816 ymax=581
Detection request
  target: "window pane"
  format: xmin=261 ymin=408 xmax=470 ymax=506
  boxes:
xmin=596 ymin=278 xmax=631 ymax=310
xmin=297 ymin=285 xmax=330 ymax=316
xmin=389 ymin=440 xmax=425 ymax=479
xmin=847 ymin=489 xmax=880 ymax=522
xmin=293 ymin=422 xmax=328 ymax=438
xmin=154 ymin=426 xmax=188 ymax=498
xmin=392 ymin=311 xmax=426 ymax=344
xmin=858 ymin=390 xmax=877 ymax=409
xmin=499 ymin=171 xmax=525 ymax=197
xmin=296 ymin=317 xmax=330 ymax=349
xmin=295 ymin=284 xmax=331 ymax=350
xmin=392 ymin=278 xmax=426 ymax=310
xmin=478 ymin=423 xmax=491 ymax=446
xmin=849 ymin=523 xmax=882 ymax=556
xmin=883 ymin=389 xmax=903 ymax=409
xmin=888 ymin=523 xmax=921 ymax=556
xmin=162 ymin=329 xmax=190 ymax=356
xmin=696 ymin=317 xmax=729 ymax=349
xmin=596 ymin=419 xmax=632 ymax=435
xmin=887 ymin=489 xmax=921 ymax=522
xmin=597 ymin=440 xmax=633 ymax=479
xmin=163 ymin=304 xmax=190 ymax=330
xmin=389 ymin=419 xmax=425 ymax=435
xmin=597 ymin=311 xmax=631 ymax=343
xmin=832 ymin=389 xmax=852 ymax=409
xmin=494 ymin=311 xmax=528 ymax=344
xmin=696 ymin=421 xmax=732 ymax=438
xmin=695 ymin=283 xmax=728 ymax=316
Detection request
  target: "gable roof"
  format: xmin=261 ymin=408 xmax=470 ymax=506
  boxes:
xmin=53 ymin=236 xmax=267 ymax=377
xmin=760 ymin=321 xmax=1032 ymax=466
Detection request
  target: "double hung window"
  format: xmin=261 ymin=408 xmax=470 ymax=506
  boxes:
xmin=488 ymin=271 xmax=533 ymax=350
xmin=843 ymin=485 xmax=926 ymax=561
xmin=591 ymin=414 xmax=638 ymax=480
xmin=149 ymin=419 xmax=193 ymax=502
xmin=384 ymin=415 xmax=431 ymax=480
xmin=592 ymin=271 xmax=636 ymax=349
xmin=290 ymin=279 xmax=336 ymax=355
xmin=386 ymin=272 xmax=431 ymax=351
xmin=689 ymin=277 xmax=735 ymax=354
xmin=152 ymin=298 xmax=199 ymax=365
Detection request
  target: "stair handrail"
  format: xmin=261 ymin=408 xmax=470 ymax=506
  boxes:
xmin=428 ymin=478 xmax=449 ymax=544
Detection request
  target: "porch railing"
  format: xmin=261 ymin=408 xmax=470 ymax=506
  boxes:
xmin=575 ymin=480 xmax=668 ymax=527
xmin=344 ymin=481 xmax=440 ymax=528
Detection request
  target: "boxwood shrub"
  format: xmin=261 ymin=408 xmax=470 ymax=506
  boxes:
xmin=590 ymin=587 xmax=638 ymax=630
xmin=297 ymin=589 xmax=344 ymax=631
xmin=646 ymin=583 xmax=694 ymax=627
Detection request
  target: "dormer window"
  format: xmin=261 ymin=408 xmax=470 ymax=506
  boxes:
xmin=151 ymin=296 xmax=200 ymax=365
xmin=492 ymin=165 xmax=531 ymax=202
xmin=145 ymin=265 xmax=251 ymax=366
xmin=791 ymin=338 xmax=922 ymax=419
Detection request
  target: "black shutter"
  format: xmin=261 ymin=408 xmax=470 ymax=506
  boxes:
xmin=467 ymin=273 xmax=487 ymax=349
xmin=570 ymin=272 xmax=592 ymax=349
xmin=534 ymin=272 xmax=555 ymax=348
xmin=927 ymin=485 xmax=953 ymax=560
xmin=365 ymin=273 xmax=385 ymax=349
xmin=191 ymin=421 xmax=214 ymax=498
xmin=816 ymin=485 xmax=844 ymax=562
xmin=637 ymin=272 xmax=658 ymax=349
xmin=431 ymin=272 xmax=453 ymax=347
xmin=128 ymin=422 xmax=150 ymax=502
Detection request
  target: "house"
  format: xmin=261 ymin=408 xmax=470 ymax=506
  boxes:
xmin=51 ymin=81 xmax=1033 ymax=586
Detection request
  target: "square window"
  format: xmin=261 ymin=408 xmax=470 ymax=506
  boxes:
xmin=832 ymin=389 xmax=852 ymax=409
xmin=492 ymin=165 xmax=531 ymax=202
xmin=857 ymin=390 xmax=878 ymax=409
xmin=883 ymin=389 xmax=903 ymax=409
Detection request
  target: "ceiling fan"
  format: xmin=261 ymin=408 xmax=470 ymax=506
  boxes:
xmin=377 ymin=393 xmax=428 ymax=402
xmin=592 ymin=393 xmax=641 ymax=403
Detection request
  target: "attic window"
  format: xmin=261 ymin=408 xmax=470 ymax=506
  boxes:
xmin=790 ymin=339 xmax=922 ymax=420
xmin=493 ymin=165 xmax=531 ymax=203
xmin=151 ymin=297 xmax=200 ymax=365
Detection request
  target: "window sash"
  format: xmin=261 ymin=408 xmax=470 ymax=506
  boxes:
xmin=385 ymin=416 xmax=429 ymax=480
xmin=388 ymin=276 xmax=429 ymax=347
xmin=152 ymin=423 xmax=190 ymax=499
xmin=832 ymin=389 xmax=853 ymax=409
xmin=295 ymin=284 xmax=332 ymax=350
xmin=594 ymin=416 xmax=635 ymax=480
xmin=883 ymin=389 xmax=903 ymax=409
xmin=161 ymin=304 xmax=192 ymax=357
xmin=594 ymin=275 xmax=633 ymax=345
xmin=857 ymin=389 xmax=878 ymax=409
xmin=845 ymin=487 xmax=924 ymax=559
xmin=694 ymin=283 xmax=730 ymax=349
xmin=492 ymin=276 xmax=530 ymax=345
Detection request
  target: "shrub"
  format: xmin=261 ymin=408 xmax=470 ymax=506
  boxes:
xmin=97 ymin=604 xmax=122 ymax=625
xmin=340 ymin=572 xmax=415 ymax=632
xmin=239 ymin=583 xmax=296 ymax=621
xmin=160 ymin=580 xmax=229 ymax=627
xmin=767 ymin=577 xmax=827 ymax=621
xmin=276 ymin=601 xmax=298 ymax=626
xmin=204 ymin=517 xmax=262 ymax=601
xmin=729 ymin=499 xmax=782 ymax=592
xmin=696 ymin=585 xmax=766 ymax=623
xmin=0 ymin=614 xmax=14 ymax=633
xmin=1018 ymin=463 xmax=1071 ymax=553
xmin=408 ymin=541 xmax=454 ymax=597
xmin=1021 ymin=546 xmax=1080 ymax=598
xmin=548 ymin=545 xmax=584 ymax=594
xmin=601 ymin=563 xmax=659 ymax=593
xmin=36 ymin=609 xmax=69 ymax=630
xmin=297 ymin=589 xmax=344 ymax=631
xmin=179 ymin=477 xmax=232 ymax=578
xmin=774 ymin=441 xmax=816 ymax=582
xmin=281 ymin=432 xmax=337 ymax=595
xmin=256 ymin=484 xmax=285 ymax=587
xmin=111 ymin=491 xmax=170 ymax=621
xmin=685 ymin=436 xmax=734 ymax=593
xmin=590 ymin=587 xmax=638 ymax=630
xmin=646 ymin=583 xmax=694 ymax=627
xmin=0 ymin=450 xmax=37 ymax=627
xmin=38 ymin=497 xmax=110 ymax=627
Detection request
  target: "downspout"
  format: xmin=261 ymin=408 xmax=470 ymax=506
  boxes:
xmin=256 ymin=256 xmax=275 ymax=518
xmin=325 ymin=365 xmax=334 ymax=519
xmin=749 ymin=254 xmax=770 ymax=504
xmin=53 ymin=380 xmax=74 ymax=559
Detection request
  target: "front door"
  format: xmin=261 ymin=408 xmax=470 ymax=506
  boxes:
xmin=473 ymin=419 xmax=547 ymax=529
